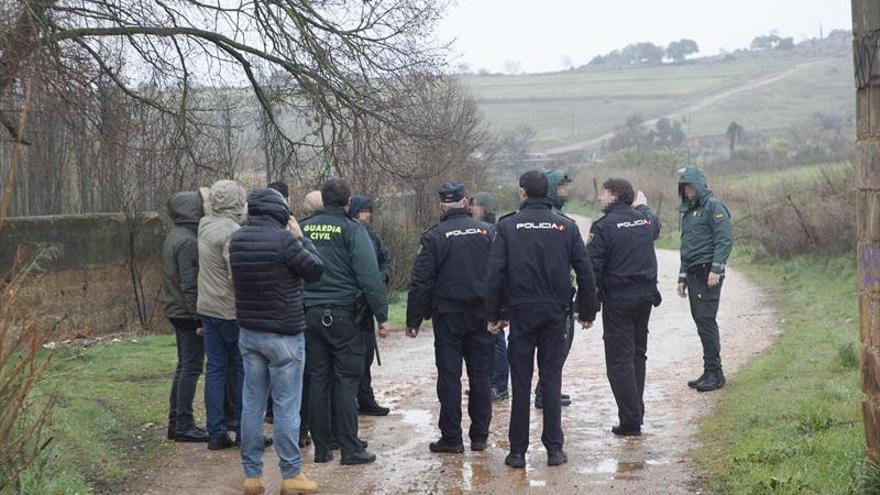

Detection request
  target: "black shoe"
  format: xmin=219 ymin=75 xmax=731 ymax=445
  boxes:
xmin=561 ymin=393 xmax=571 ymax=401
xmin=687 ymin=372 xmax=710 ymax=389
xmin=505 ymin=452 xmax=526 ymax=469
xmin=429 ymin=439 xmax=465 ymax=453
xmin=167 ymin=424 xmax=176 ymax=440
xmin=330 ymin=438 xmax=368 ymax=450
xmin=695 ymin=371 xmax=726 ymax=392
xmin=535 ymin=395 xmax=571 ymax=409
xmin=548 ymin=450 xmax=568 ymax=466
xmin=358 ymin=400 xmax=390 ymax=416
xmin=174 ymin=427 xmax=209 ymax=443
xmin=491 ymin=387 xmax=509 ymax=401
xmin=299 ymin=431 xmax=312 ymax=448
xmin=611 ymin=425 xmax=642 ymax=437
xmin=208 ymin=435 xmax=236 ymax=450
xmin=341 ymin=450 xmax=377 ymax=465
xmin=233 ymin=434 xmax=273 ymax=448
xmin=314 ymin=449 xmax=333 ymax=463
xmin=471 ymin=440 xmax=488 ymax=452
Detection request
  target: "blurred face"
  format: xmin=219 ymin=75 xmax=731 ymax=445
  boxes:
xmin=356 ymin=210 xmax=372 ymax=224
xmin=684 ymin=184 xmax=697 ymax=200
xmin=471 ymin=204 xmax=487 ymax=221
xmin=557 ymin=183 xmax=571 ymax=201
xmin=599 ymin=188 xmax=616 ymax=209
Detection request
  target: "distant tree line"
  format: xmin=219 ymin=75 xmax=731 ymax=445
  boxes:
xmin=589 ymin=39 xmax=699 ymax=67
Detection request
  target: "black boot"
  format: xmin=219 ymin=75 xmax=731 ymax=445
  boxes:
xmin=548 ymin=450 xmax=568 ymax=466
xmin=341 ymin=450 xmax=377 ymax=465
xmin=687 ymin=372 xmax=710 ymax=389
xmin=611 ymin=424 xmax=642 ymax=437
xmin=429 ymin=439 xmax=465 ymax=453
xmin=471 ymin=439 xmax=488 ymax=452
xmin=314 ymin=448 xmax=333 ymax=463
xmin=358 ymin=399 xmax=390 ymax=416
xmin=695 ymin=370 xmax=726 ymax=392
xmin=208 ymin=435 xmax=236 ymax=450
xmin=505 ymin=452 xmax=526 ymax=469
xmin=175 ymin=427 xmax=209 ymax=443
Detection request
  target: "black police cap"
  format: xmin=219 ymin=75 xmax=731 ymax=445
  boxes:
xmin=438 ymin=181 xmax=466 ymax=202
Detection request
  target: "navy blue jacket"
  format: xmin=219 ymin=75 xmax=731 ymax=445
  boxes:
xmin=587 ymin=202 xmax=661 ymax=309
xmin=406 ymin=208 xmax=495 ymax=328
xmin=230 ymin=188 xmax=324 ymax=335
xmin=485 ymin=198 xmax=599 ymax=322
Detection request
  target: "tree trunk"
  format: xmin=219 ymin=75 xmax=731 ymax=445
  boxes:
xmin=853 ymin=0 xmax=880 ymax=464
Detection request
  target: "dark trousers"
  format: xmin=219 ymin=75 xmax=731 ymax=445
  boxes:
xmin=306 ymin=307 xmax=364 ymax=456
xmin=202 ymin=315 xmax=243 ymax=440
xmin=602 ymin=294 xmax=653 ymax=428
xmin=357 ymin=317 xmax=377 ymax=406
xmin=491 ymin=331 xmax=509 ymax=392
xmin=433 ymin=311 xmax=495 ymax=444
xmin=508 ymin=305 xmax=567 ymax=455
xmin=686 ymin=272 xmax=724 ymax=372
xmin=225 ymin=366 xmax=240 ymax=431
xmin=534 ymin=313 xmax=574 ymax=398
xmin=168 ymin=318 xmax=205 ymax=434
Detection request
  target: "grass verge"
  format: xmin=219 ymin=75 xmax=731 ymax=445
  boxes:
xmin=698 ymin=251 xmax=867 ymax=494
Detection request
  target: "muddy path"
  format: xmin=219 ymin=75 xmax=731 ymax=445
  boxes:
xmin=129 ymin=215 xmax=779 ymax=494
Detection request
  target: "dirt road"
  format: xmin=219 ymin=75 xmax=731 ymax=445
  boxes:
xmin=130 ymin=215 xmax=778 ymax=494
xmin=545 ymin=61 xmax=825 ymax=155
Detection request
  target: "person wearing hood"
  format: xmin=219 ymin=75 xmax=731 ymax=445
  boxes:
xmin=301 ymin=178 xmax=389 ymax=466
xmin=405 ymin=182 xmax=496 ymax=454
xmin=161 ymin=191 xmax=209 ymax=443
xmin=230 ymin=187 xmax=324 ymax=495
xmin=470 ymin=192 xmax=508 ymax=401
xmin=533 ymin=169 xmax=576 ymax=410
xmin=485 ymin=170 xmax=598 ymax=469
xmin=677 ymin=166 xmax=734 ymax=392
xmin=588 ymin=178 xmax=662 ymax=437
xmin=349 ymin=195 xmax=394 ymax=416
xmin=198 ymin=179 xmax=250 ymax=450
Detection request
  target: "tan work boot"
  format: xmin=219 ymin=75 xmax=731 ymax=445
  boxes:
xmin=243 ymin=477 xmax=265 ymax=495
xmin=280 ymin=473 xmax=319 ymax=494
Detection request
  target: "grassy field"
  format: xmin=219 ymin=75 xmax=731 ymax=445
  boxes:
xmin=462 ymin=53 xmax=852 ymax=150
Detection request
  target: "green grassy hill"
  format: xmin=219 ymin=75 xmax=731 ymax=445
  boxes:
xmin=462 ymin=53 xmax=853 ymax=151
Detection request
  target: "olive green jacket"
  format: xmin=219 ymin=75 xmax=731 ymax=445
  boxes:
xmin=678 ymin=167 xmax=734 ymax=282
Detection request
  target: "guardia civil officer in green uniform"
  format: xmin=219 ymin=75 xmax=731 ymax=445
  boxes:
xmin=676 ymin=166 xmax=733 ymax=392
xmin=301 ymin=178 xmax=389 ymax=465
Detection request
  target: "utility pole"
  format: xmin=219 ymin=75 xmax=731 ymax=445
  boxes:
xmin=853 ymin=0 xmax=880 ymax=463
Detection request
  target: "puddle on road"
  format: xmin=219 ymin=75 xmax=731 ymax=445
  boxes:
xmin=398 ymin=409 xmax=433 ymax=430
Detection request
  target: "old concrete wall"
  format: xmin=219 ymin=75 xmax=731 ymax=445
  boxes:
xmin=1 ymin=213 xmax=166 ymax=338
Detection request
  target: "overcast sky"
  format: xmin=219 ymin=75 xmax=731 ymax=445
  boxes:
xmin=436 ymin=0 xmax=852 ymax=73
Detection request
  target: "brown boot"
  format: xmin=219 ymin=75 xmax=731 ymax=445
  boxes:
xmin=280 ymin=473 xmax=319 ymax=494
xmin=243 ymin=477 xmax=265 ymax=495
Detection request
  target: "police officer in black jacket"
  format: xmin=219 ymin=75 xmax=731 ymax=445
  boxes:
xmin=486 ymin=170 xmax=599 ymax=469
xmin=406 ymin=182 xmax=496 ymax=454
xmin=587 ymin=178 xmax=662 ymax=437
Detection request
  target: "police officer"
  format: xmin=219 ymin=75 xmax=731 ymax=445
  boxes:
xmin=470 ymin=192 xmax=508 ymax=401
xmin=677 ymin=167 xmax=734 ymax=392
xmin=534 ymin=169 xmax=576 ymax=409
xmin=302 ymin=178 xmax=389 ymax=465
xmin=587 ymin=178 xmax=662 ymax=437
xmin=406 ymin=182 xmax=496 ymax=453
xmin=486 ymin=170 xmax=599 ymax=469
xmin=349 ymin=195 xmax=394 ymax=416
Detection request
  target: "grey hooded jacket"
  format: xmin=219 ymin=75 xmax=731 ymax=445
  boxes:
xmin=161 ymin=191 xmax=203 ymax=319
xmin=197 ymin=180 xmax=246 ymax=320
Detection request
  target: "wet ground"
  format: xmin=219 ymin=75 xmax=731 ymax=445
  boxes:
xmin=131 ymin=215 xmax=779 ymax=494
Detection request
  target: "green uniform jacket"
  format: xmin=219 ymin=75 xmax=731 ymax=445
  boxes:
xmin=678 ymin=167 xmax=734 ymax=282
xmin=302 ymin=205 xmax=389 ymax=323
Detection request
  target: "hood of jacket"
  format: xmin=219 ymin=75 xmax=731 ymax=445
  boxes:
xmin=209 ymin=180 xmax=246 ymax=222
xmin=545 ymin=169 xmax=571 ymax=211
xmin=246 ymin=187 xmax=290 ymax=227
xmin=167 ymin=191 xmax=203 ymax=228
xmin=678 ymin=166 xmax=712 ymax=210
xmin=349 ymin=195 xmax=374 ymax=217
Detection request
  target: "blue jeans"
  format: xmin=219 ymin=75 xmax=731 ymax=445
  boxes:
xmin=239 ymin=328 xmax=306 ymax=479
xmin=492 ymin=330 xmax=509 ymax=392
xmin=202 ymin=316 xmax=243 ymax=440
